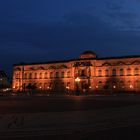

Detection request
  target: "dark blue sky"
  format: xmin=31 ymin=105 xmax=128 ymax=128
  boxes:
xmin=0 ymin=0 xmax=140 ymax=75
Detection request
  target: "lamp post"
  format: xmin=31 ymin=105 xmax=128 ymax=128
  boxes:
xmin=75 ymin=77 xmax=81 ymax=96
xmin=66 ymin=86 xmax=70 ymax=95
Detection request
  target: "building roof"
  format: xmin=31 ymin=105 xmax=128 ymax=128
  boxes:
xmin=13 ymin=53 xmax=140 ymax=66
xmin=81 ymin=50 xmax=96 ymax=55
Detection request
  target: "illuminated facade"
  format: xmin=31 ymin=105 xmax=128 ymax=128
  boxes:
xmin=12 ymin=51 xmax=140 ymax=93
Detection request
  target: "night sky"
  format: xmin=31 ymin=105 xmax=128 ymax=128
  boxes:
xmin=1 ymin=0 xmax=140 ymax=76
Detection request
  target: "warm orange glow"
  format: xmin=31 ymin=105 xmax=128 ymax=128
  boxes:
xmin=12 ymin=51 xmax=140 ymax=93
xmin=130 ymin=85 xmax=133 ymax=89
xmin=75 ymin=77 xmax=81 ymax=82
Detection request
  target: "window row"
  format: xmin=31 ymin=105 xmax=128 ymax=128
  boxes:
xmin=96 ymin=80 xmax=140 ymax=89
xmin=22 ymin=82 xmax=71 ymax=90
xmin=23 ymin=71 xmax=71 ymax=79
xmin=98 ymin=68 xmax=139 ymax=77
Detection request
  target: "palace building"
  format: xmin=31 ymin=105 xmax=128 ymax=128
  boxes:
xmin=12 ymin=51 xmax=140 ymax=94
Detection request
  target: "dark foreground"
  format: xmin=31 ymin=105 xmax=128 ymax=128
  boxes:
xmin=1 ymin=94 xmax=140 ymax=140
xmin=8 ymin=125 xmax=140 ymax=140
xmin=0 ymin=94 xmax=140 ymax=113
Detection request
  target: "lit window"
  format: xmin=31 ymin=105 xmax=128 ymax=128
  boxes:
xmin=45 ymin=72 xmax=48 ymax=79
xmin=81 ymin=70 xmax=85 ymax=76
xmin=127 ymin=68 xmax=131 ymax=76
xmin=98 ymin=70 xmax=102 ymax=77
xmin=134 ymin=68 xmax=139 ymax=76
xmin=50 ymin=72 xmax=53 ymax=78
xmin=39 ymin=73 xmax=42 ymax=79
xmin=24 ymin=73 xmax=27 ymax=79
xmin=67 ymin=71 xmax=70 ymax=78
xmin=29 ymin=73 xmax=32 ymax=79
xmin=135 ymin=80 xmax=140 ymax=88
xmin=34 ymin=73 xmax=37 ymax=79
xmin=98 ymin=81 xmax=102 ymax=89
xmin=56 ymin=72 xmax=59 ymax=78
xmin=105 ymin=69 xmax=109 ymax=77
xmin=120 ymin=69 xmax=124 ymax=76
xmin=61 ymin=72 xmax=64 ymax=78
xmin=112 ymin=69 xmax=116 ymax=76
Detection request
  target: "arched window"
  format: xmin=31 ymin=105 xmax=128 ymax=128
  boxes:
xmin=39 ymin=73 xmax=42 ymax=79
xmin=29 ymin=73 xmax=32 ymax=79
xmin=134 ymin=68 xmax=139 ymax=76
xmin=67 ymin=71 xmax=71 ymax=78
xmin=127 ymin=68 xmax=131 ymax=76
xmin=98 ymin=81 xmax=103 ymax=89
xmin=50 ymin=72 xmax=53 ymax=78
xmin=34 ymin=73 xmax=37 ymax=79
xmin=105 ymin=69 xmax=109 ymax=77
xmin=44 ymin=72 xmax=48 ymax=79
xmin=112 ymin=69 xmax=116 ymax=76
xmin=120 ymin=81 xmax=125 ymax=89
xmin=98 ymin=70 xmax=102 ymax=77
xmin=81 ymin=70 xmax=85 ymax=76
xmin=15 ymin=73 xmax=20 ymax=79
xmin=78 ymin=70 xmax=81 ymax=77
xmin=120 ymin=69 xmax=124 ymax=76
xmin=44 ymin=83 xmax=47 ymax=89
xmin=56 ymin=72 xmax=59 ymax=78
xmin=61 ymin=72 xmax=64 ymax=78
xmin=24 ymin=73 xmax=27 ymax=79
xmin=135 ymin=80 xmax=140 ymax=89
xmin=104 ymin=81 xmax=110 ymax=89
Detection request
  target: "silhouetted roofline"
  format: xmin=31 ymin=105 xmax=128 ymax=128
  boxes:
xmin=97 ymin=55 xmax=140 ymax=60
xmin=81 ymin=50 xmax=96 ymax=55
xmin=13 ymin=55 xmax=140 ymax=66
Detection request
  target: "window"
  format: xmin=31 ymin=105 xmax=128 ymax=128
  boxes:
xmin=135 ymin=80 xmax=140 ymax=89
xmin=105 ymin=69 xmax=109 ymax=77
xmin=81 ymin=70 xmax=85 ymax=76
xmin=127 ymin=68 xmax=131 ymax=76
xmin=16 ymin=73 xmax=20 ymax=79
xmin=61 ymin=72 xmax=64 ymax=78
xmin=98 ymin=81 xmax=103 ymax=89
xmin=104 ymin=81 xmax=110 ymax=89
xmin=24 ymin=73 xmax=27 ymax=79
xmin=44 ymin=72 xmax=48 ymax=79
xmin=67 ymin=71 xmax=70 ymax=78
xmin=56 ymin=72 xmax=59 ymax=78
xmin=44 ymin=83 xmax=47 ymax=89
xmin=120 ymin=81 xmax=125 ymax=89
xmin=78 ymin=70 xmax=81 ymax=77
xmin=98 ymin=70 xmax=102 ymax=77
xmin=34 ymin=73 xmax=37 ymax=79
xmin=134 ymin=68 xmax=139 ymax=76
xmin=50 ymin=72 xmax=53 ymax=78
xmin=112 ymin=69 xmax=116 ymax=76
xmin=29 ymin=73 xmax=32 ymax=79
xmin=39 ymin=73 xmax=42 ymax=79
xmin=120 ymin=69 xmax=124 ymax=76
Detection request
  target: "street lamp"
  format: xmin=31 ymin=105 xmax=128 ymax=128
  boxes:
xmin=75 ymin=77 xmax=81 ymax=95
xmin=66 ymin=86 xmax=70 ymax=95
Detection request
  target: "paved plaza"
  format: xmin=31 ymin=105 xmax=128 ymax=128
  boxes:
xmin=0 ymin=94 xmax=140 ymax=139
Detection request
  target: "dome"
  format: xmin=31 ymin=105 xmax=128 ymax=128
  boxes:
xmin=81 ymin=50 xmax=96 ymax=55
xmin=80 ymin=50 xmax=97 ymax=59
